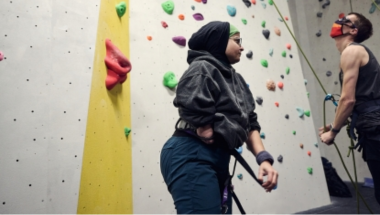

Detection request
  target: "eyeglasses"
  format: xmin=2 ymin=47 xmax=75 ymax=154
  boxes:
xmin=230 ymin=37 xmax=242 ymax=46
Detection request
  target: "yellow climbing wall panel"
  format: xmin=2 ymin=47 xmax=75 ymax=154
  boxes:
xmin=77 ymin=0 xmax=132 ymax=213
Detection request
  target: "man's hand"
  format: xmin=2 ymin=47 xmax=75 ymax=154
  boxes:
xmin=319 ymin=130 xmax=336 ymax=145
xmin=258 ymin=161 xmax=278 ymax=192
xmin=196 ymin=124 xmax=214 ymax=144
xmin=318 ymin=125 xmax=331 ymax=136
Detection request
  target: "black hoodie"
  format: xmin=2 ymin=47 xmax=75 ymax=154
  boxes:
xmin=173 ymin=21 xmax=261 ymax=149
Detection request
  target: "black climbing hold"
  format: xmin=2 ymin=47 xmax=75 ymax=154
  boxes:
xmin=317 ymin=12 xmax=323 ymax=18
xmin=323 ymin=58 xmax=326 ymax=61
xmin=285 ymin=114 xmax=289 ymax=119
xmin=289 ymin=54 xmax=293 ymax=58
xmin=334 ymin=81 xmax=338 ymax=85
xmin=322 ymin=0 xmax=330 ymax=9
xmin=316 ymin=30 xmax=322 ymax=37
xmin=246 ymin=50 xmax=253 ymax=58
xmin=277 ymin=155 xmax=283 ymax=163
xmin=326 ymin=71 xmax=332 ymax=76
xmin=242 ymin=0 xmax=251 ymax=7
xmin=262 ymin=29 xmax=270 ymax=39
xmin=256 ymin=96 xmax=263 ymax=105
xmin=280 ymin=75 xmax=284 ymax=79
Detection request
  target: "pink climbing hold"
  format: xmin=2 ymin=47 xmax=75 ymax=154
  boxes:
xmin=161 ymin=21 xmax=168 ymax=28
xmin=286 ymin=43 xmax=291 ymax=50
xmin=278 ymin=81 xmax=284 ymax=89
xmin=104 ymin=39 xmax=132 ymax=90
xmin=0 ymin=51 xmax=4 ymax=61
xmin=193 ymin=13 xmax=204 ymax=21
xmin=172 ymin=36 xmax=187 ymax=46
xmin=285 ymin=16 xmax=289 ymax=21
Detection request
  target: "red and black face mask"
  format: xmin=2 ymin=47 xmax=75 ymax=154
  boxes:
xmin=330 ymin=17 xmax=357 ymax=38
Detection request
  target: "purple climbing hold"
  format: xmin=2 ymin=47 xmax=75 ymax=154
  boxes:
xmin=242 ymin=0 xmax=251 ymax=7
xmin=172 ymin=36 xmax=186 ymax=46
xmin=202 ymin=0 xmax=207 ymax=3
xmin=262 ymin=29 xmax=270 ymax=39
xmin=193 ymin=13 xmax=204 ymax=21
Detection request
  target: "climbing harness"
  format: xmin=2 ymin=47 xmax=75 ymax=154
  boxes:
xmin=272 ymin=0 xmax=374 ymax=213
xmin=175 ymin=118 xmax=263 ymax=214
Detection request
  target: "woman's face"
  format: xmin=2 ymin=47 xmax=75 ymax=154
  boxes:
xmin=225 ymin=33 xmax=244 ymax=64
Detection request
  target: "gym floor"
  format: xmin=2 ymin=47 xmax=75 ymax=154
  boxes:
xmin=296 ymin=182 xmax=380 ymax=214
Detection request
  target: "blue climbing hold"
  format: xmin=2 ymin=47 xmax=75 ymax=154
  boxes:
xmin=261 ymin=2 xmax=266 ymax=8
xmin=296 ymin=107 xmax=304 ymax=117
xmin=237 ymin=173 xmax=243 ymax=179
xmin=191 ymin=5 xmax=195 ymax=10
xmin=260 ymin=132 xmax=265 ymax=139
xmin=227 ymin=5 xmax=237 ymax=16
xmin=304 ymin=79 xmax=308 ymax=85
xmin=269 ymin=48 xmax=273 ymax=56
xmin=236 ymin=146 xmax=243 ymax=154
xmin=247 ymin=83 xmax=250 ymax=88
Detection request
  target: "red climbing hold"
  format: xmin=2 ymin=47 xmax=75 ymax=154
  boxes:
xmin=339 ymin=13 xmax=345 ymax=19
xmin=278 ymin=81 xmax=284 ymax=89
xmin=161 ymin=21 xmax=168 ymax=28
xmin=307 ymin=151 xmax=311 ymax=156
xmin=284 ymin=16 xmax=289 ymax=21
xmin=286 ymin=43 xmax=291 ymax=50
xmin=275 ymin=102 xmax=279 ymax=107
xmin=104 ymin=39 xmax=132 ymax=90
xmin=251 ymin=0 xmax=256 ymax=4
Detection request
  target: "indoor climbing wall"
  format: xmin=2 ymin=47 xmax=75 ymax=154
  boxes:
xmin=288 ymin=0 xmax=380 ymax=182
xmin=129 ymin=0 xmax=330 ymax=213
xmin=0 ymin=0 xmax=100 ymax=213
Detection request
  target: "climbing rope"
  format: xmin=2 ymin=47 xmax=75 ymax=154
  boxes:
xmin=371 ymin=0 xmax=380 ymax=11
xmin=272 ymin=0 xmax=373 ymax=213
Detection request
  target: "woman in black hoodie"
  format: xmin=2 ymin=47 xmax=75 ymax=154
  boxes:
xmin=160 ymin=21 xmax=278 ymax=214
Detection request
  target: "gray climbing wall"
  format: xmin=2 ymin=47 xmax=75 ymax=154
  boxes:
xmin=130 ymin=0 xmax=330 ymax=213
xmin=0 ymin=0 xmax=100 ymax=213
xmin=288 ymin=0 xmax=380 ymax=182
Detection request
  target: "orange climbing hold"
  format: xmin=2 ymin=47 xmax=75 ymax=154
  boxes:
xmin=307 ymin=151 xmax=311 ymax=156
xmin=178 ymin=14 xmax=185 ymax=20
xmin=339 ymin=13 xmax=345 ymax=19
xmin=104 ymin=39 xmax=132 ymax=90
xmin=278 ymin=81 xmax=284 ymax=89
xmin=147 ymin=36 xmax=152 ymax=41
xmin=286 ymin=43 xmax=291 ymax=50
xmin=251 ymin=0 xmax=256 ymax=4
xmin=275 ymin=102 xmax=279 ymax=107
xmin=194 ymin=0 xmax=202 ymax=2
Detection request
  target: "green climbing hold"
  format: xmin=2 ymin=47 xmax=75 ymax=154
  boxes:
xmin=124 ymin=127 xmax=131 ymax=137
xmin=116 ymin=2 xmax=127 ymax=18
xmin=307 ymin=92 xmax=310 ymax=98
xmin=162 ymin=0 xmax=175 ymax=15
xmin=281 ymin=50 xmax=286 ymax=57
xmin=314 ymin=143 xmax=319 ymax=148
xmin=286 ymin=67 xmax=290 ymax=75
xmin=163 ymin=71 xmax=178 ymax=89
xmin=292 ymin=130 xmax=296 ymax=135
xmin=304 ymin=110 xmax=311 ymax=117
xmin=261 ymin=20 xmax=266 ymax=28
xmin=307 ymin=167 xmax=313 ymax=174
xmin=260 ymin=132 xmax=265 ymax=139
xmin=261 ymin=59 xmax=268 ymax=68
xmin=268 ymin=0 xmax=274 ymax=5
xmin=242 ymin=18 xmax=247 ymax=25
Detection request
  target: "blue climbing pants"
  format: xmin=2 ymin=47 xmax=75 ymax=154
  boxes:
xmin=160 ymin=136 xmax=232 ymax=214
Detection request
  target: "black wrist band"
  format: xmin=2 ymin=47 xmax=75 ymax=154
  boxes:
xmin=331 ymin=127 xmax=340 ymax=133
xmin=256 ymin=151 xmax=274 ymax=166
